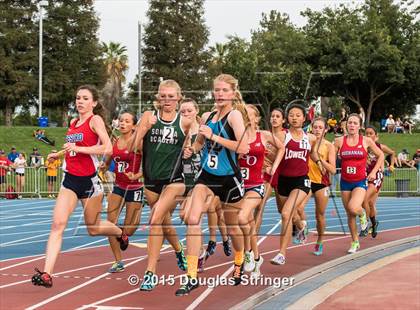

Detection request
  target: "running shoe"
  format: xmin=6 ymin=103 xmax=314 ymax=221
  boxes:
xmin=297 ymin=220 xmax=308 ymax=244
xmin=313 ymin=242 xmax=323 ymax=256
xmin=359 ymin=211 xmax=368 ymax=231
xmin=371 ymin=221 xmax=379 ymax=238
xmin=270 ymin=253 xmax=286 ymax=265
xmin=347 ymin=241 xmax=360 ymax=254
xmin=223 ymin=237 xmax=232 ymax=256
xmin=31 ymin=268 xmax=52 ymax=288
xmin=197 ymin=249 xmax=207 ymax=273
xmin=292 ymin=235 xmax=302 ymax=245
xmin=108 ymin=261 xmax=125 ymax=273
xmin=207 ymin=240 xmax=217 ymax=256
xmin=175 ymin=241 xmax=187 ymax=271
xmin=250 ymin=256 xmax=264 ymax=279
xmin=139 ymin=271 xmax=157 ymax=291
xmin=368 ymin=227 xmax=373 ymax=234
xmin=359 ymin=225 xmax=369 ymax=237
xmin=117 ymin=231 xmax=129 ymax=251
xmin=232 ymin=263 xmax=244 ymax=286
xmin=175 ymin=276 xmax=199 ymax=296
xmin=244 ymin=251 xmax=255 ymax=272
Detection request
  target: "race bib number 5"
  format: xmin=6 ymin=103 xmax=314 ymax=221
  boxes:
xmin=207 ymin=154 xmax=218 ymax=169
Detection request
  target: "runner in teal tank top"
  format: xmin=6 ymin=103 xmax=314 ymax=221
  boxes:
xmin=132 ymin=80 xmax=192 ymax=291
xmin=176 ymin=74 xmax=249 ymax=296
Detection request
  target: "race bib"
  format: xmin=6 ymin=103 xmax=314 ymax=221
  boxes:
xmin=346 ymin=166 xmax=357 ymax=174
xmin=207 ymin=154 xmax=218 ymax=169
xmin=241 ymin=168 xmax=249 ymax=180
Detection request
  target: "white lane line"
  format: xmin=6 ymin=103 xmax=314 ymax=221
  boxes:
xmin=24 ymin=256 xmax=149 ymax=310
xmin=186 ymin=219 xmax=281 ymax=310
xmin=0 ymin=253 xmax=150 ymax=289
xmin=0 ymin=228 xmax=75 ymax=247
xmin=24 ymin=233 xmax=188 ymax=310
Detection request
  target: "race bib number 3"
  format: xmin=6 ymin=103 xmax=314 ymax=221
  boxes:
xmin=241 ymin=168 xmax=249 ymax=180
xmin=207 ymin=154 xmax=218 ymax=169
xmin=346 ymin=166 xmax=357 ymax=174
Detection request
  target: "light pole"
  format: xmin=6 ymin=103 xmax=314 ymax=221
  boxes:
xmin=38 ymin=0 xmax=48 ymax=119
xmin=138 ymin=21 xmax=142 ymax=115
xmin=303 ymin=71 xmax=343 ymax=103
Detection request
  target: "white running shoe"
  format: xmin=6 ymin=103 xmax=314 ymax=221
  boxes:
xmin=270 ymin=252 xmax=286 ymax=265
xmin=244 ymin=251 xmax=255 ymax=272
xmin=250 ymin=256 xmax=264 ymax=279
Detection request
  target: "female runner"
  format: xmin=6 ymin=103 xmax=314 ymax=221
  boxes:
xmin=175 ymin=74 xmax=248 ymax=295
xmin=334 ymin=114 xmax=383 ymax=253
xmin=32 ymin=85 xmax=127 ymax=288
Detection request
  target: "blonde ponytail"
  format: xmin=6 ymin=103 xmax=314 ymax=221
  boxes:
xmin=213 ymin=74 xmax=250 ymax=127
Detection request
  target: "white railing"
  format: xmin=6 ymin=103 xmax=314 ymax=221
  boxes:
xmin=0 ymin=167 xmax=419 ymax=198
xmin=330 ymin=168 xmax=419 ymax=195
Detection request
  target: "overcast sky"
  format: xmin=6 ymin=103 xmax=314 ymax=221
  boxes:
xmin=94 ymin=0 xmax=361 ymax=84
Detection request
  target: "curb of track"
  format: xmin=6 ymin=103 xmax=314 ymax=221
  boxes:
xmin=230 ymin=234 xmax=420 ymax=310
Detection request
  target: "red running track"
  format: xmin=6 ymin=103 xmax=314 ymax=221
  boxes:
xmin=0 ymin=226 xmax=419 ymax=310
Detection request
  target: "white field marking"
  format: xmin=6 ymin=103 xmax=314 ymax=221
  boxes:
xmin=1 ymin=235 xmax=84 ymax=248
xmin=186 ymin=218 xmax=281 ymax=310
xmin=24 ymin=234 xmax=188 ymax=310
xmin=0 ymin=219 xmax=53 ymax=230
xmin=24 ymin=256 xmax=151 ymax=310
xmin=0 ymin=199 xmax=55 ymax=208
xmin=72 ymin=223 xmax=418 ymax=310
xmin=0 ymin=212 xmax=84 ymax=222
xmin=0 ymin=228 xmax=75 ymax=246
xmin=0 ymin=205 xmax=57 ymax=215
xmin=0 ymin=252 xmax=151 ymax=289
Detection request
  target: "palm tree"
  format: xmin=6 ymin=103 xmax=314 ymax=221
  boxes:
xmin=101 ymin=42 xmax=129 ymax=120
xmin=209 ymin=42 xmax=227 ymax=70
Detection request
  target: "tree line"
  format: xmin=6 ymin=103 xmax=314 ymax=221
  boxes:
xmin=1 ymin=0 xmax=418 ymax=127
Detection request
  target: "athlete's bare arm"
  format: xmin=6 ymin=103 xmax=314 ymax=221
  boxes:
xmin=365 ymin=137 xmax=384 ymax=181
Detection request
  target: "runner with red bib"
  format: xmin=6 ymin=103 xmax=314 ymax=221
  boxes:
xmin=360 ymin=125 xmax=395 ymax=238
xmin=335 ymin=114 xmax=383 ymax=254
xmin=32 ymin=85 xmax=128 ymax=288
xmin=238 ymin=105 xmax=284 ymax=278
xmin=102 ymin=111 xmax=144 ymax=273
xmin=271 ymin=103 xmax=318 ymax=266
xmin=255 ymin=108 xmax=287 ymax=234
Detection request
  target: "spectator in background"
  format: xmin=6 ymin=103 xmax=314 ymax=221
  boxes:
xmin=339 ymin=107 xmax=348 ymax=135
xmin=8 ymin=147 xmax=19 ymax=163
xmin=403 ymin=117 xmax=414 ymax=134
xmin=0 ymin=149 xmax=12 ymax=194
xmin=33 ymin=129 xmax=55 ymax=146
xmin=327 ymin=107 xmax=334 ymax=120
xmin=358 ymin=107 xmax=366 ymax=128
xmin=413 ymin=149 xmax=420 ymax=171
xmin=13 ymin=153 xmax=27 ymax=199
xmin=395 ymin=117 xmax=404 ymax=133
xmin=308 ymin=103 xmax=316 ymax=122
xmin=29 ymin=148 xmax=44 ymax=168
xmin=45 ymin=150 xmax=61 ymax=198
xmin=397 ymin=149 xmax=416 ymax=168
xmin=385 ymin=114 xmax=395 ymax=133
